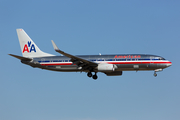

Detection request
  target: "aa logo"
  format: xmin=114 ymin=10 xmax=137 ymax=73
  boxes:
xmin=23 ymin=41 xmax=36 ymax=53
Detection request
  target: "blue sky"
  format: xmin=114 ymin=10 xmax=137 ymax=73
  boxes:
xmin=0 ymin=0 xmax=180 ymax=120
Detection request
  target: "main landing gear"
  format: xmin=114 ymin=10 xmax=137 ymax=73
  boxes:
xmin=87 ymin=72 xmax=98 ymax=80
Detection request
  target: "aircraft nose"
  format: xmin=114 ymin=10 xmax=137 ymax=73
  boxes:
xmin=167 ymin=61 xmax=172 ymax=67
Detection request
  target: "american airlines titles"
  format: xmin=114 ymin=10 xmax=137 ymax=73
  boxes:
xmin=114 ymin=55 xmax=141 ymax=59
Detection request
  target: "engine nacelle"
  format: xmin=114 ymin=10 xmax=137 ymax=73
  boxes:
xmin=97 ymin=63 xmax=117 ymax=72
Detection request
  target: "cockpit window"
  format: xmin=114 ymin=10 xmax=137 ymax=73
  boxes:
xmin=159 ymin=57 xmax=165 ymax=60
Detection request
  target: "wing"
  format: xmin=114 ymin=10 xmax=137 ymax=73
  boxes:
xmin=51 ymin=40 xmax=98 ymax=70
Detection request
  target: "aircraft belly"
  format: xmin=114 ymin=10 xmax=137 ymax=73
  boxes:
xmin=56 ymin=65 xmax=78 ymax=70
xmin=116 ymin=63 xmax=164 ymax=71
xmin=32 ymin=64 xmax=80 ymax=72
xmin=52 ymin=65 xmax=79 ymax=71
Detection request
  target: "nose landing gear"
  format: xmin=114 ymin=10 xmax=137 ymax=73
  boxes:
xmin=153 ymin=69 xmax=163 ymax=77
xmin=154 ymin=72 xmax=157 ymax=77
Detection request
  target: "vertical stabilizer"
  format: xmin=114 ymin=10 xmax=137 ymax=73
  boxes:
xmin=16 ymin=29 xmax=54 ymax=58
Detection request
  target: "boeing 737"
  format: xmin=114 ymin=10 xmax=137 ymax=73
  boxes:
xmin=9 ymin=29 xmax=172 ymax=80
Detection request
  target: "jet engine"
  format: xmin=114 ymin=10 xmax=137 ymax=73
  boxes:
xmin=97 ymin=63 xmax=117 ymax=72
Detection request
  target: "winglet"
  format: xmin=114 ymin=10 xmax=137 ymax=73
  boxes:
xmin=51 ymin=40 xmax=59 ymax=51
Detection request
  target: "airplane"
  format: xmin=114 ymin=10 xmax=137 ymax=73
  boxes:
xmin=9 ymin=29 xmax=172 ymax=80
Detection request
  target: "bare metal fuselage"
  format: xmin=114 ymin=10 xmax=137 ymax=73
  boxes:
xmin=22 ymin=54 xmax=171 ymax=73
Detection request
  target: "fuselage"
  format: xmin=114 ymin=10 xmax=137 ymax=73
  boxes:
xmin=28 ymin=54 xmax=172 ymax=72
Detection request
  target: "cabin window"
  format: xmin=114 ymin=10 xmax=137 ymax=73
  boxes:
xmin=90 ymin=59 xmax=96 ymax=61
xmin=98 ymin=59 xmax=104 ymax=61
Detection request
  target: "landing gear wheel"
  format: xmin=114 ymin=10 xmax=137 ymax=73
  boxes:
xmin=92 ymin=74 xmax=98 ymax=80
xmin=87 ymin=72 xmax=92 ymax=77
xmin=154 ymin=73 xmax=157 ymax=77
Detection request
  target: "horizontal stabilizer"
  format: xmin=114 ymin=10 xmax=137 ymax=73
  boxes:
xmin=9 ymin=54 xmax=32 ymax=61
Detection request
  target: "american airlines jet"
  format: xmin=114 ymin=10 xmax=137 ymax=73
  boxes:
xmin=9 ymin=29 xmax=172 ymax=80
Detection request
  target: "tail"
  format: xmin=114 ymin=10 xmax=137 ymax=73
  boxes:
xmin=17 ymin=29 xmax=54 ymax=58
